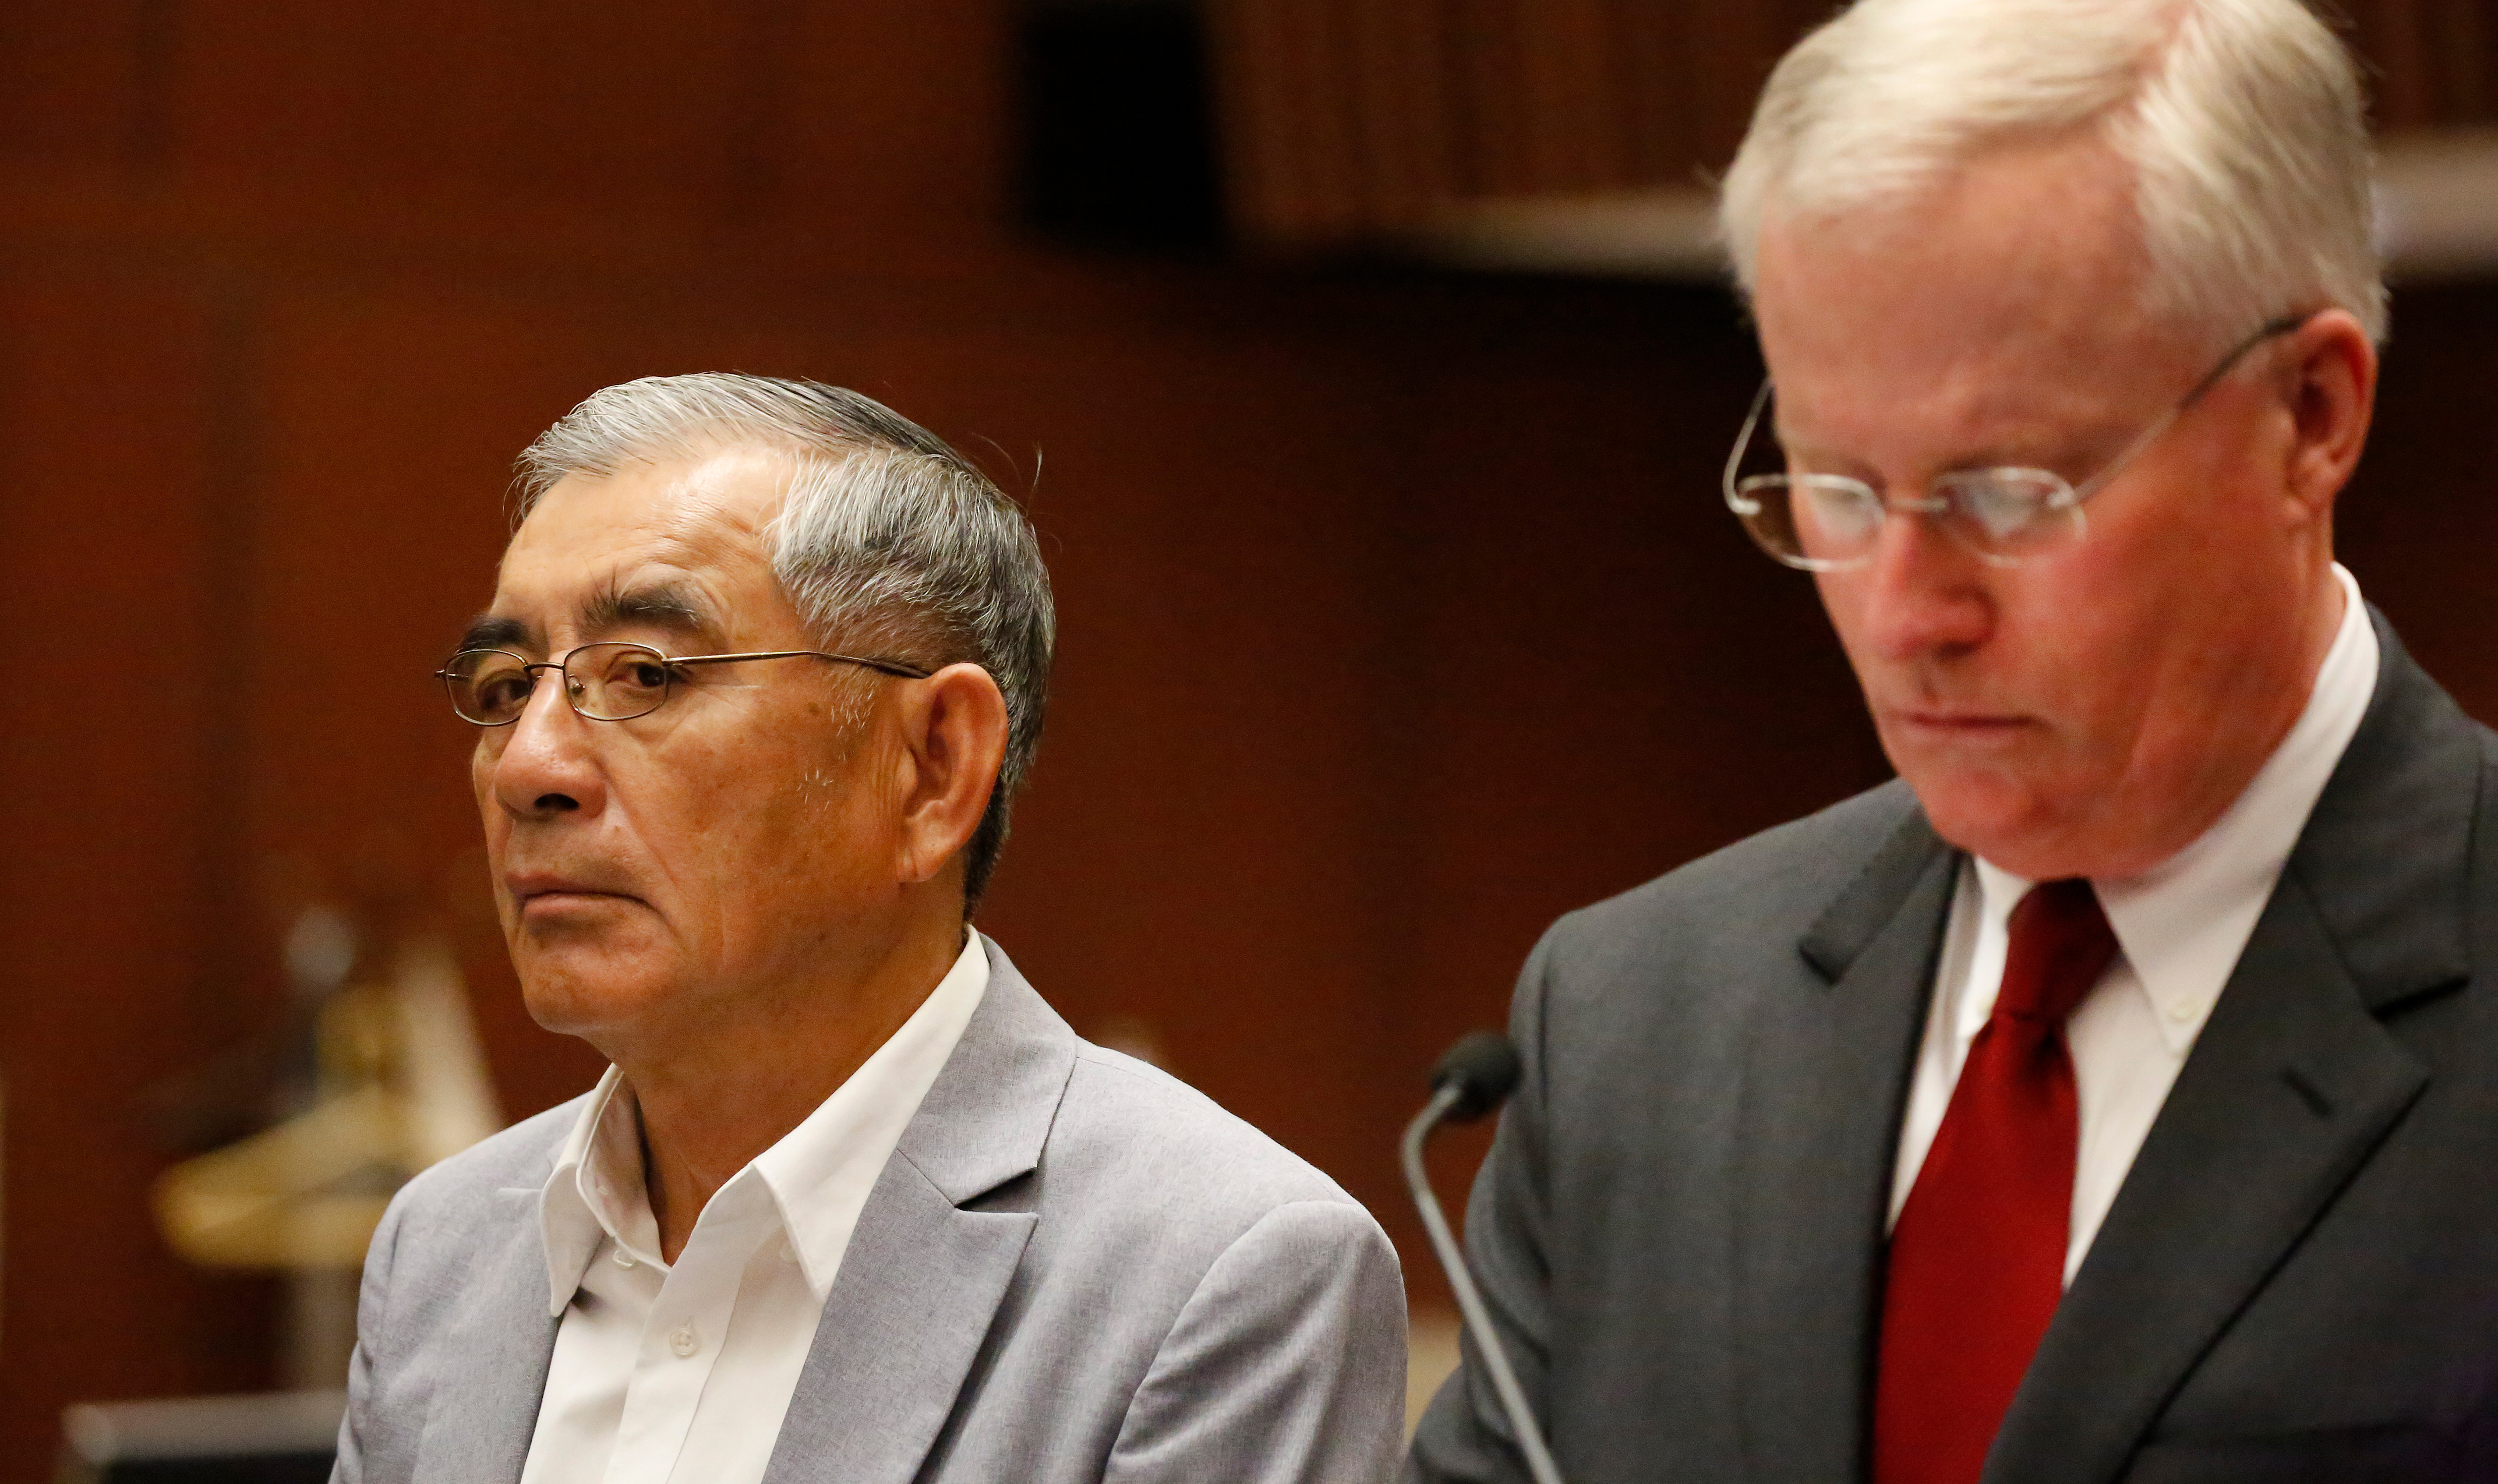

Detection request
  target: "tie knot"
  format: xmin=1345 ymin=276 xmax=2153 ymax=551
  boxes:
xmin=1998 ymin=878 xmax=2117 ymax=1025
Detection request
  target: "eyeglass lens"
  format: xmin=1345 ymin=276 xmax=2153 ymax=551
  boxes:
xmin=1741 ymin=474 xmax=2080 ymax=566
xmin=1728 ymin=380 xmax=2086 ymax=568
xmin=442 ymin=643 xmax=677 ymax=724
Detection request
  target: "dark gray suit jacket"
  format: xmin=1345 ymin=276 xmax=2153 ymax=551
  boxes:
xmin=337 ymin=938 xmax=1407 ymax=1484
xmin=1410 ymin=614 xmax=2498 ymax=1483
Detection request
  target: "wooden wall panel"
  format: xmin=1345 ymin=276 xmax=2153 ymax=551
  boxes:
xmin=1 ymin=4 xmax=2496 ymax=1478
xmin=165 ymin=1 xmax=758 ymax=217
xmin=0 ymin=4 xmax=160 ymax=170
xmin=0 ymin=274 xmax=277 ymax=1458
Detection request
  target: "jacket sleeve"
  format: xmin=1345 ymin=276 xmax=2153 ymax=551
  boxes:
xmin=1104 ymin=1198 xmax=1409 ymax=1484
xmin=331 ymin=1182 xmax=412 ymax=1484
xmin=1404 ymin=931 xmax=1561 ymax=1484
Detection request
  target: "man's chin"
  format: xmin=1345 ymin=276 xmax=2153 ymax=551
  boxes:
xmin=1901 ymin=771 xmax=2077 ymax=876
xmin=511 ymin=941 xmax=680 ymax=1043
xmin=520 ymin=981 xmax=667 ymax=1044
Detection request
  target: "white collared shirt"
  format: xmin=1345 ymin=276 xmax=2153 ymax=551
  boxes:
xmin=518 ymin=934 xmax=989 ymax=1484
xmin=1890 ymin=564 xmax=2377 ymax=1282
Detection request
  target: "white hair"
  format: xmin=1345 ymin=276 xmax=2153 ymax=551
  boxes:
xmin=1718 ymin=0 xmax=2386 ymax=347
xmin=516 ymin=374 xmax=1055 ymax=909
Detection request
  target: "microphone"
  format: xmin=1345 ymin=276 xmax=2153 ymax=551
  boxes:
xmin=1402 ymin=1032 xmax=1566 ymax=1484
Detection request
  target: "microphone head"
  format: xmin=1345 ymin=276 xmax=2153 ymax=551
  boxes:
xmin=1430 ymin=1031 xmax=1522 ymax=1122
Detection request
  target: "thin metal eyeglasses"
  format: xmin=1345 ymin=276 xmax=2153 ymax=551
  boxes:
xmin=437 ymin=642 xmax=934 ymax=726
xmin=1722 ymin=312 xmax=2310 ymax=572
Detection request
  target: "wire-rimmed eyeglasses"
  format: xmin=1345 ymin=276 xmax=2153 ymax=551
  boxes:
xmin=1721 ymin=312 xmax=2311 ymax=572
xmin=437 ymin=642 xmax=934 ymax=726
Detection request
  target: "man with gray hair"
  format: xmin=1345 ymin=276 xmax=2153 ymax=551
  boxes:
xmin=1412 ymin=1 xmax=2498 ymax=1480
xmin=336 ymin=376 xmax=1406 ymax=1484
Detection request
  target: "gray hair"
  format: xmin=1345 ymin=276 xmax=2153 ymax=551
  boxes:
xmin=516 ymin=374 xmax=1054 ymax=910
xmin=1718 ymin=0 xmax=2387 ymax=348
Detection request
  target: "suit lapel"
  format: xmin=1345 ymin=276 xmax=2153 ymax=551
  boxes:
xmin=762 ymin=938 xmax=1077 ymax=1484
xmin=1737 ymin=801 xmax=1957 ymax=1484
xmin=411 ymin=1186 xmax=560 ymax=1484
xmin=1987 ymin=616 xmax=2476 ymax=1484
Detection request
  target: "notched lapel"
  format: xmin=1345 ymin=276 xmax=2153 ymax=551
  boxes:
xmin=410 ymin=1186 xmax=560 ymax=1484
xmin=762 ymin=940 xmax=1077 ymax=1484
xmin=1800 ymin=801 xmax=1949 ymax=983
xmin=762 ymin=1157 xmax=1039 ymax=1484
xmin=1737 ymin=812 xmax=1956 ymax=1484
xmin=1992 ymin=876 xmax=2429 ymax=1484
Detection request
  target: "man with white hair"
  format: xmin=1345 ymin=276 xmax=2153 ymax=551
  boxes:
xmin=336 ymin=376 xmax=1407 ymax=1483
xmin=1411 ymin=2 xmax=2498 ymax=1480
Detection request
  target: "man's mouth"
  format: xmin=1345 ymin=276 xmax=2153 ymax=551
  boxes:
xmin=1891 ymin=707 xmax=2034 ymax=737
xmin=504 ymin=871 xmax=641 ymax=909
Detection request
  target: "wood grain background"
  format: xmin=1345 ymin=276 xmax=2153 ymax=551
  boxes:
xmin=2 ymin=3 xmax=2495 ymax=1473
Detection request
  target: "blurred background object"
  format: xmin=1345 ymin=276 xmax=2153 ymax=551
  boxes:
xmin=58 ymin=1392 xmax=342 ymax=1484
xmin=151 ymin=895 xmax=498 ymax=1389
xmin=2 ymin=2 xmax=2496 ymax=1476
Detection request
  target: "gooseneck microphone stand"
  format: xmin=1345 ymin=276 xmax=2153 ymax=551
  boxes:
xmin=1401 ymin=1031 xmax=1568 ymax=1484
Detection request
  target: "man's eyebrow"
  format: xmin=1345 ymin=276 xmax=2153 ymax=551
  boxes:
xmin=581 ymin=581 xmax=724 ymax=648
xmin=456 ymin=614 xmax=532 ymax=654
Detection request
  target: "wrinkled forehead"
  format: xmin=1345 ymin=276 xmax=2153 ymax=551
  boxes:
xmin=474 ymin=447 xmax=801 ymax=652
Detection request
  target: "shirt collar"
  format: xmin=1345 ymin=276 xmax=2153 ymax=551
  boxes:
xmin=535 ymin=932 xmax=991 ymax=1315
xmin=1975 ymin=563 xmax=2377 ymax=1050
xmin=539 ymin=1064 xmax=642 ymax=1316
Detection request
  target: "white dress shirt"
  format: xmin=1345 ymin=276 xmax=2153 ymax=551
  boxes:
xmin=518 ymin=934 xmax=989 ymax=1484
xmin=1889 ymin=563 xmax=2377 ymax=1283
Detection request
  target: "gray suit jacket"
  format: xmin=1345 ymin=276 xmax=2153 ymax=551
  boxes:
xmin=337 ymin=938 xmax=1406 ymax=1484
xmin=1410 ymin=613 xmax=2498 ymax=1483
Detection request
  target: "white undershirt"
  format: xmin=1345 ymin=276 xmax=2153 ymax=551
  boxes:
xmin=1888 ymin=564 xmax=2377 ymax=1283
xmin=518 ymin=934 xmax=988 ymax=1484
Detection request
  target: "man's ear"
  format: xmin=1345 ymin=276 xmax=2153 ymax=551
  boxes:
xmin=2281 ymin=307 xmax=2376 ymax=525
xmin=891 ymin=662 xmax=1009 ymax=887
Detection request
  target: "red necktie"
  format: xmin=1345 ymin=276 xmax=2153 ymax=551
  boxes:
xmin=1874 ymin=878 xmax=2119 ymax=1484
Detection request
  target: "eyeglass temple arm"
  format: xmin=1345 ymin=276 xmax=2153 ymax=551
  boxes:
xmin=668 ymin=650 xmax=936 ymax=680
xmin=1725 ymin=378 xmax=1777 ymax=499
xmin=2179 ymin=313 xmax=2310 ymax=407
xmin=2064 ymin=312 xmax=2313 ymax=506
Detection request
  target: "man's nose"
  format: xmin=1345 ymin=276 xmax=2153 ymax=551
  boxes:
xmin=1850 ymin=505 xmax=1996 ymax=662
xmin=489 ymin=677 xmax=608 ymax=819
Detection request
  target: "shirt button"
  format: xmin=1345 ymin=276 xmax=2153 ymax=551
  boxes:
xmin=669 ymin=1323 xmax=700 ymax=1358
xmin=779 ymin=1237 xmax=799 ymax=1264
xmin=611 ymin=1247 xmax=637 ymax=1268
xmin=2166 ymin=1001 xmax=2196 ymax=1023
